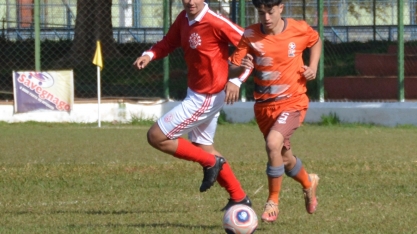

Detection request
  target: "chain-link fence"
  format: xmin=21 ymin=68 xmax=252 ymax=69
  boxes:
xmin=1 ymin=0 xmax=416 ymax=102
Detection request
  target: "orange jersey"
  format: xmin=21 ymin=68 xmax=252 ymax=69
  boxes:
xmin=229 ymin=18 xmax=319 ymax=103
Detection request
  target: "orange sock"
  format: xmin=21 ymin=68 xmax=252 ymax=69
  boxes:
xmin=291 ymin=166 xmax=312 ymax=189
xmin=217 ymin=162 xmax=246 ymax=201
xmin=173 ymin=138 xmax=215 ymax=167
xmin=267 ymin=176 xmax=283 ymax=204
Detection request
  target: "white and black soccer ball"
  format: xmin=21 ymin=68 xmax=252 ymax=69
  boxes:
xmin=223 ymin=204 xmax=258 ymax=234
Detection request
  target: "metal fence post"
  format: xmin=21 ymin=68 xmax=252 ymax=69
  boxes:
xmin=317 ymin=0 xmax=324 ymax=102
xmin=34 ymin=0 xmax=41 ymax=71
xmin=163 ymin=0 xmax=170 ymax=100
xmin=398 ymin=0 xmax=404 ymax=102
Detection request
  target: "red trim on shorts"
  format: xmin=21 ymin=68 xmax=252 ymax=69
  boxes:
xmin=166 ymin=94 xmax=212 ymax=138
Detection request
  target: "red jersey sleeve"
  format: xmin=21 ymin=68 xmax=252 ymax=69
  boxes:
xmin=214 ymin=18 xmax=244 ymax=47
xmin=146 ymin=12 xmax=184 ymax=60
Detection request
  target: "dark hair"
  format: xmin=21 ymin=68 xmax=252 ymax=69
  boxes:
xmin=252 ymin=0 xmax=283 ymax=8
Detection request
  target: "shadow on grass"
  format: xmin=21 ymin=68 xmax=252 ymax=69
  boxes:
xmin=64 ymin=222 xmax=267 ymax=231
xmin=5 ymin=209 xmax=267 ymax=231
xmin=7 ymin=209 xmax=195 ymax=215
xmin=66 ymin=222 xmax=219 ymax=229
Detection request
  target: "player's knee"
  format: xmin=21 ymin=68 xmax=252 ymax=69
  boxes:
xmin=147 ymin=124 xmax=162 ymax=148
xmin=265 ymin=132 xmax=284 ymax=152
xmin=265 ymin=139 xmax=283 ymax=153
xmin=146 ymin=129 xmax=156 ymax=147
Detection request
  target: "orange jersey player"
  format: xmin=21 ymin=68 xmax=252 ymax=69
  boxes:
xmin=227 ymin=0 xmax=322 ymax=223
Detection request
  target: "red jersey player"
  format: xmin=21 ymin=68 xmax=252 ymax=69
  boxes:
xmin=227 ymin=0 xmax=322 ymax=223
xmin=134 ymin=0 xmax=251 ymax=210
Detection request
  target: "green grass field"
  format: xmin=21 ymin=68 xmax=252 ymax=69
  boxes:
xmin=1 ymin=122 xmax=416 ymax=233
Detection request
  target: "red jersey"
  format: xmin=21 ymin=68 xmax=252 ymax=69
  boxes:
xmin=146 ymin=4 xmax=243 ymax=94
xmin=229 ymin=18 xmax=319 ymax=103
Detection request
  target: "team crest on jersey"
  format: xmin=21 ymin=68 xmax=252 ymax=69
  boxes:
xmin=189 ymin=33 xmax=201 ymax=49
xmin=288 ymin=42 xmax=296 ymax=57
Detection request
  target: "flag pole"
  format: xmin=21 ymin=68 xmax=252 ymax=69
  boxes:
xmin=92 ymin=41 xmax=103 ymax=128
xmin=97 ymin=66 xmax=101 ymax=127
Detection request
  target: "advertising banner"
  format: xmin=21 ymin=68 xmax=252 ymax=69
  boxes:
xmin=13 ymin=70 xmax=74 ymax=113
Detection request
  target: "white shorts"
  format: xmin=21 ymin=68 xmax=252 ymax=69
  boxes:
xmin=157 ymin=88 xmax=225 ymax=145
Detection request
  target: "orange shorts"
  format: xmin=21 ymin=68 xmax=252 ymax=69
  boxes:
xmin=254 ymin=95 xmax=309 ymax=148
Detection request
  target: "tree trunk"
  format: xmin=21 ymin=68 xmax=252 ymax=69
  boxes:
xmin=61 ymin=0 xmax=120 ymax=66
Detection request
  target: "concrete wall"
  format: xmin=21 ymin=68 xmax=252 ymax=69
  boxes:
xmin=1 ymin=100 xmax=417 ymax=127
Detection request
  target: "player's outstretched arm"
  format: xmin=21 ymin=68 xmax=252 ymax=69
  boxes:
xmin=226 ymin=55 xmax=254 ymax=104
xmin=133 ymin=54 xmax=151 ymax=70
xmin=303 ymin=37 xmax=322 ymax=81
xmin=229 ymin=54 xmax=254 ymax=77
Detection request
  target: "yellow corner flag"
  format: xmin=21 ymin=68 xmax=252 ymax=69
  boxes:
xmin=92 ymin=40 xmax=103 ymax=70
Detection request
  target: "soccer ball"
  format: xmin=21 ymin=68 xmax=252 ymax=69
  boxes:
xmin=223 ymin=204 xmax=258 ymax=234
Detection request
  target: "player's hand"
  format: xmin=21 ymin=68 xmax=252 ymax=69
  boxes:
xmin=240 ymin=54 xmax=254 ymax=70
xmin=224 ymin=81 xmax=240 ymax=105
xmin=302 ymin=65 xmax=317 ymax=81
xmin=133 ymin=55 xmax=151 ymax=70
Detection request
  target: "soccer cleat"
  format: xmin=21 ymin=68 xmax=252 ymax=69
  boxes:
xmin=261 ymin=200 xmax=279 ymax=223
xmin=220 ymin=195 xmax=252 ymax=211
xmin=200 ymin=155 xmax=225 ymax=192
xmin=303 ymin=173 xmax=320 ymax=214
